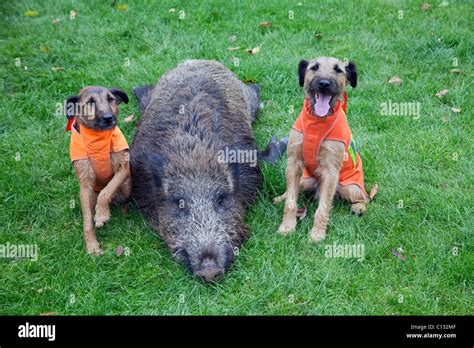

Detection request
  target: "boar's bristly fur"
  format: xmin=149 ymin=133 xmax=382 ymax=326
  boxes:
xmin=131 ymin=60 xmax=262 ymax=282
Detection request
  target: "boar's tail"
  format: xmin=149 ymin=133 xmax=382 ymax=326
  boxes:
xmin=133 ymin=85 xmax=154 ymax=115
xmin=246 ymin=83 xmax=261 ymax=123
xmin=258 ymin=136 xmax=288 ymax=165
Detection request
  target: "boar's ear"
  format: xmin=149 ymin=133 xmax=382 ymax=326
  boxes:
xmin=149 ymin=154 xmax=168 ymax=188
xmin=298 ymin=59 xmax=309 ymax=87
xmin=65 ymin=95 xmax=80 ymax=119
xmin=345 ymin=61 xmax=358 ymax=88
xmin=110 ymin=88 xmax=129 ymax=105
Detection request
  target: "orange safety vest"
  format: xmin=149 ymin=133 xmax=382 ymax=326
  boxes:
xmin=69 ymin=121 xmax=129 ymax=189
xmin=292 ymin=93 xmax=366 ymax=194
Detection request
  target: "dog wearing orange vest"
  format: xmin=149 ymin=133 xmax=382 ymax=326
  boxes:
xmin=275 ymin=57 xmax=376 ymax=242
xmin=65 ymin=86 xmax=131 ymax=255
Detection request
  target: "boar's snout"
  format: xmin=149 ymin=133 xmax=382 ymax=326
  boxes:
xmin=196 ymin=257 xmax=225 ymax=282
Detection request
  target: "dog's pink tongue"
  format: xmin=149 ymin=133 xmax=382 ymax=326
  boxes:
xmin=315 ymin=94 xmax=331 ymax=116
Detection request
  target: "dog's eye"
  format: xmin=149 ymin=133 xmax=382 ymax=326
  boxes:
xmin=310 ymin=64 xmax=319 ymax=71
xmin=334 ymin=65 xmax=343 ymax=73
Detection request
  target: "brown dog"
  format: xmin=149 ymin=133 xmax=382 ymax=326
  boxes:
xmin=275 ymin=57 xmax=376 ymax=242
xmin=65 ymin=86 xmax=132 ymax=254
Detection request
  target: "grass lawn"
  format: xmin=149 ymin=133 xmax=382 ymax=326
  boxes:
xmin=0 ymin=0 xmax=472 ymax=315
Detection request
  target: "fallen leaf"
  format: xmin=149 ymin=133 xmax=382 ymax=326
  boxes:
xmin=246 ymin=46 xmax=261 ymax=55
xmin=449 ymin=69 xmax=463 ymax=74
xmin=421 ymin=2 xmax=430 ymax=11
xmin=117 ymin=4 xmax=128 ymax=12
xmin=51 ymin=67 xmax=64 ymax=72
xmin=435 ymin=89 xmax=449 ymax=98
xmin=70 ymin=10 xmax=77 ymax=19
xmin=40 ymin=312 xmax=57 ymax=316
xmin=450 ymin=107 xmax=461 ymax=113
xmin=25 ymin=10 xmax=39 ymax=17
xmin=388 ymin=76 xmax=403 ymax=85
xmin=227 ymin=46 xmax=240 ymax=51
xmin=314 ymin=32 xmax=323 ymax=40
xmin=259 ymin=21 xmax=272 ymax=28
xmin=40 ymin=47 xmax=49 ymax=53
xmin=390 ymin=248 xmax=406 ymax=262
xmin=123 ymin=114 xmax=135 ymax=124
xmin=52 ymin=18 xmax=61 ymax=24
xmin=115 ymin=245 xmax=124 ymax=256
xmin=296 ymin=206 xmax=307 ymax=219
xmin=369 ymin=184 xmax=378 ymax=200
xmin=168 ymin=8 xmax=176 ymax=13
xmin=242 ymin=78 xmax=257 ymax=84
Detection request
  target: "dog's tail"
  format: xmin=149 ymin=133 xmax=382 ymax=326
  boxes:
xmin=368 ymin=184 xmax=378 ymax=201
xmin=133 ymin=85 xmax=154 ymax=115
xmin=258 ymin=135 xmax=288 ymax=165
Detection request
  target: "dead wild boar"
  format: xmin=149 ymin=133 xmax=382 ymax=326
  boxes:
xmin=131 ymin=60 xmax=271 ymax=282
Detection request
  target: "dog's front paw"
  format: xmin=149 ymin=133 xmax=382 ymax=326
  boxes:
xmin=309 ymin=227 xmax=327 ymax=243
xmin=278 ymin=218 xmax=297 ymax=235
xmin=85 ymin=239 xmax=102 ymax=255
xmin=94 ymin=206 xmax=110 ymax=228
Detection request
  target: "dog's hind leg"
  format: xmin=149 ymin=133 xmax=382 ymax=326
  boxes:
xmin=337 ymin=184 xmax=369 ymax=216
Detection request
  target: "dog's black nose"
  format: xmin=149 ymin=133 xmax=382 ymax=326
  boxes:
xmin=318 ymin=79 xmax=330 ymax=89
xmin=103 ymin=114 xmax=114 ymax=122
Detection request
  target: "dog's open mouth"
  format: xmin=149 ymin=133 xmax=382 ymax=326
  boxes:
xmin=314 ymin=93 xmax=332 ymax=117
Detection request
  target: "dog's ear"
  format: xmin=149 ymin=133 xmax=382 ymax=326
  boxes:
xmin=298 ymin=59 xmax=309 ymax=87
xmin=110 ymin=88 xmax=129 ymax=105
xmin=65 ymin=95 xmax=80 ymax=119
xmin=345 ymin=61 xmax=358 ymax=88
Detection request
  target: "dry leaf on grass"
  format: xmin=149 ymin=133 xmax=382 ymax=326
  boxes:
xmin=435 ymin=89 xmax=449 ymax=98
xmin=259 ymin=21 xmax=272 ymax=28
xmin=40 ymin=312 xmax=57 ymax=316
xmin=390 ymin=248 xmax=406 ymax=262
xmin=115 ymin=245 xmax=124 ymax=257
xmin=123 ymin=115 xmax=135 ymax=124
xmin=227 ymin=47 xmax=240 ymax=51
xmin=421 ymin=2 xmax=430 ymax=11
xmin=51 ymin=67 xmax=64 ymax=72
xmin=25 ymin=10 xmax=39 ymax=17
xmin=450 ymin=107 xmax=461 ymax=113
xmin=117 ymin=4 xmax=128 ymax=12
xmin=52 ymin=18 xmax=60 ymax=24
xmin=388 ymin=76 xmax=403 ymax=85
xmin=40 ymin=47 xmax=49 ymax=53
xmin=246 ymin=46 xmax=261 ymax=55
xmin=449 ymin=69 xmax=463 ymax=74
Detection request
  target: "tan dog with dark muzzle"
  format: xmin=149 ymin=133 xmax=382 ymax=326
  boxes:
xmin=65 ymin=86 xmax=132 ymax=254
xmin=275 ymin=57 xmax=376 ymax=242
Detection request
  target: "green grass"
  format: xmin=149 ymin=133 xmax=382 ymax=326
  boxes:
xmin=0 ymin=0 xmax=472 ymax=315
